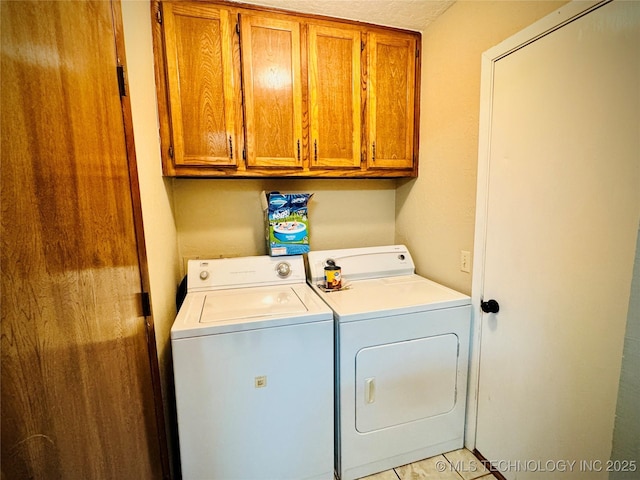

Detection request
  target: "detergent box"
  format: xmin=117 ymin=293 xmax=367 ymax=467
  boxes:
xmin=261 ymin=191 xmax=313 ymax=256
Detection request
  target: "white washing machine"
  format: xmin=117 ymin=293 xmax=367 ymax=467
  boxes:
xmin=172 ymin=255 xmax=334 ymax=480
xmin=306 ymin=245 xmax=471 ymax=480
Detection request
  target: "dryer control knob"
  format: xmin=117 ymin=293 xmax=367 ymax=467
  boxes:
xmin=276 ymin=262 xmax=292 ymax=278
xmin=200 ymin=270 xmax=210 ymax=280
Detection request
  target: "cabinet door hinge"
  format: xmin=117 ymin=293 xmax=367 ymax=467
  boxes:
xmin=242 ymin=149 xmax=246 ymax=160
xmin=361 ymin=40 xmax=365 ymax=52
xmin=416 ymin=47 xmax=420 ymax=58
xmin=116 ymin=65 xmax=126 ymax=97
xmin=155 ymin=8 xmax=162 ymax=24
xmin=141 ymin=291 xmax=152 ymax=317
xmin=168 ymin=145 xmax=174 ymax=158
xmin=236 ymin=23 xmax=240 ymax=35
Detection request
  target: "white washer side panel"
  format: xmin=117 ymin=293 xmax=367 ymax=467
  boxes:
xmin=356 ymin=334 xmax=459 ymax=433
xmin=338 ymin=305 xmax=471 ymax=480
xmin=172 ymin=321 xmax=334 ymax=480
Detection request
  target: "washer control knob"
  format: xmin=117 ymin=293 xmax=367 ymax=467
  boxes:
xmin=199 ymin=270 xmax=210 ymax=281
xmin=276 ymin=262 xmax=292 ymax=278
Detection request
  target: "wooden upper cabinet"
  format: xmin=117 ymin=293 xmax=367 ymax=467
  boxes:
xmin=161 ymin=2 xmax=241 ymax=167
xmin=367 ymin=31 xmax=417 ymax=170
xmin=308 ymin=24 xmax=362 ymax=169
xmin=151 ymin=1 xmax=420 ymax=177
xmin=240 ymin=15 xmax=303 ymax=168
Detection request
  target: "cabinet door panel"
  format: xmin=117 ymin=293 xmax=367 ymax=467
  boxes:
xmin=163 ymin=3 xmax=238 ymax=166
xmin=309 ymin=25 xmax=361 ymax=169
xmin=241 ymin=15 xmax=303 ymax=168
xmin=368 ymin=32 xmax=416 ymax=169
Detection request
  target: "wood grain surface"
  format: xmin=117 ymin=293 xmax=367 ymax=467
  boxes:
xmin=368 ymin=32 xmax=416 ymax=169
xmin=242 ymin=14 xmax=304 ymax=168
xmin=309 ymin=24 xmax=362 ymax=169
xmin=162 ymin=2 xmax=240 ymax=166
xmin=1 ymin=1 xmax=166 ymax=478
xmin=151 ymin=1 xmax=421 ymax=178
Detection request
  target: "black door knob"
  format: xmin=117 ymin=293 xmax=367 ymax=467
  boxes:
xmin=481 ymin=299 xmax=500 ymax=313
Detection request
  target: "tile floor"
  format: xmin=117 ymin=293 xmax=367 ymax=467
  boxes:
xmin=357 ymin=448 xmax=499 ymax=480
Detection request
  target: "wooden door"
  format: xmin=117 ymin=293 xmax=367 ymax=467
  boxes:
xmin=1 ymin=1 xmax=167 ymax=478
xmin=308 ymin=24 xmax=361 ymax=169
xmin=161 ymin=2 xmax=241 ymax=167
xmin=367 ymin=32 xmax=416 ymax=170
xmin=472 ymin=2 xmax=640 ymax=477
xmin=240 ymin=14 xmax=303 ymax=168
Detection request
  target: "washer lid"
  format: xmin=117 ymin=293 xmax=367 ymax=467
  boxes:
xmin=171 ymin=283 xmax=333 ymax=338
xmin=200 ymin=286 xmax=307 ymax=323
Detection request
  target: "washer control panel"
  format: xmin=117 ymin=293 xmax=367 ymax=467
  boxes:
xmin=187 ymin=255 xmax=305 ymax=292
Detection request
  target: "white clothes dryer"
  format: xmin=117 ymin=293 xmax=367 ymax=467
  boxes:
xmin=172 ymin=255 xmax=334 ymax=480
xmin=307 ymin=245 xmax=471 ymax=480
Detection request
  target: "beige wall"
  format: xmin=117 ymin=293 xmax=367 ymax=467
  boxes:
xmin=121 ymin=0 xmax=180 ymax=336
xmin=121 ymin=2 xmax=181 ymax=475
xmin=174 ymin=178 xmax=396 ymax=272
xmin=396 ymin=0 xmax=568 ymax=295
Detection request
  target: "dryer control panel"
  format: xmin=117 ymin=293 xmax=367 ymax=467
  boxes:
xmin=307 ymin=245 xmax=415 ymax=283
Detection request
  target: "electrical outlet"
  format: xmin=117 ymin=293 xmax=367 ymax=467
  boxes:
xmin=460 ymin=250 xmax=471 ymax=273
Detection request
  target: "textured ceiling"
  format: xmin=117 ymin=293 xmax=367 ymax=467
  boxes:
xmin=230 ymin=0 xmax=455 ymax=31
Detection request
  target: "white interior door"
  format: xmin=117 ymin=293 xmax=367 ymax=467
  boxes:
xmin=471 ymin=1 xmax=640 ymax=478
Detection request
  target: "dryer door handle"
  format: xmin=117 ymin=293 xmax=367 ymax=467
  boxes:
xmin=365 ymin=377 xmax=376 ymax=404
